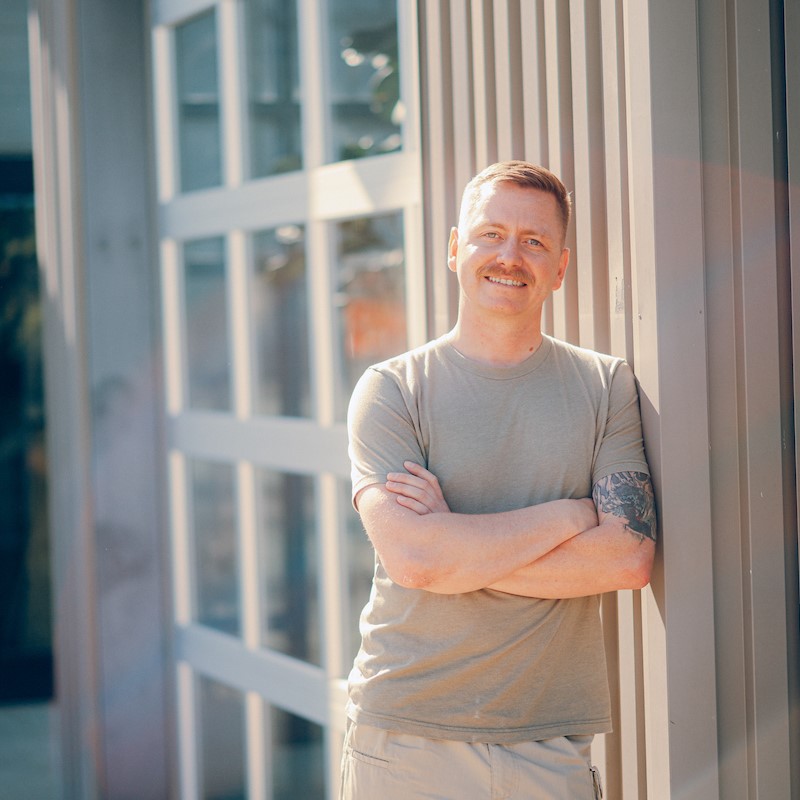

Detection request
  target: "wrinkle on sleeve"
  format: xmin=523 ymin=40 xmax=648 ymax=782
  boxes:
xmin=591 ymin=360 xmax=650 ymax=485
xmin=347 ymin=367 xmax=426 ymax=508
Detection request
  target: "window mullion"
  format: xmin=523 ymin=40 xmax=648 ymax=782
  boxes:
xmin=218 ymin=0 xmax=249 ymax=185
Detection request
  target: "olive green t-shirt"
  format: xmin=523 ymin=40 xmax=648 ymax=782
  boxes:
xmin=346 ymin=332 xmax=650 ymax=743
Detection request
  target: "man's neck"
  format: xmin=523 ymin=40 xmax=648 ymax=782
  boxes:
xmin=449 ymin=318 xmax=545 ymax=367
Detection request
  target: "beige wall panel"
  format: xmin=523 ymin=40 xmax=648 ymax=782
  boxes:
xmin=417 ymin=0 xmax=800 ymax=796
xmin=449 ymin=0 xmax=476 ymax=199
xmin=728 ymin=2 xmax=793 ymax=795
xmin=696 ymin=4 xmax=750 ymax=796
xmin=469 ymin=0 xmax=497 ymax=168
xmin=569 ymin=0 xmax=609 ymax=354
xmin=785 ymin=0 xmax=800 ymax=788
xmin=599 ymin=0 xmax=631 ymax=361
xmin=492 ymin=0 xmax=523 ymax=160
xmin=542 ymin=0 xmax=577 ymax=343
xmin=520 ymin=1 xmax=548 ymax=167
xmin=420 ymin=0 xmax=455 ymax=335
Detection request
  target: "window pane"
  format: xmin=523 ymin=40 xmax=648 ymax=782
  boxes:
xmin=251 ymin=226 xmax=311 ymax=417
xmin=333 ymin=212 xmax=406 ymax=419
xmin=258 ymin=471 xmax=319 ymax=665
xmin=269 ymin=706 xmax=324 ymax=800
xmin=175 ymin=11 xmax=222 ymax=192
xmin=327 ymin=0 xmax=402 ymax=161
xmin=191 ymin=460 xmax=239 ymax=635
xmin=184 ymin=237 xmax=231 ymax=411
xmin=245 ymin=0 xmax=303 ymax=177
xmin=197 ymin=676 xmax=246 ymax=800
xmin=339 ymin=481 xmax=374 ymax=668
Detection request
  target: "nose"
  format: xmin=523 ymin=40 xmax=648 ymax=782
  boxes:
xmin=497 ymin=237 xmax=522 ymax=267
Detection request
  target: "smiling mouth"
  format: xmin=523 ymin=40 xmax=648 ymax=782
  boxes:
xmin=486 ymin=275 xmax=526 ymax=287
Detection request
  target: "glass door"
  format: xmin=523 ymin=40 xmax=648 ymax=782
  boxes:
xmin=150 ymin=1 xmax=424 ymax=797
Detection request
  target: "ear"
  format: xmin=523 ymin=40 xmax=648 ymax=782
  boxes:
xmin=447 ymin=227 xmax=459 ymax=272
xmin=553 ymin=247 xmax=570 ymax=290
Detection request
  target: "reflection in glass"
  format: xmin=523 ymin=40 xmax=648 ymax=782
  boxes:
xmin=339 ymin=480 xmax=374 ymax=667
xmin=245 ymin=0 xmax=303 ymax=177
xmin=175 ymin=11 xmax=222 ymax=192
xmin=251 ymin=226 xmax=310 ymax=417
xmin=327 ymin=0 xmax=402 ymax=161
xmin=258 ymin=470 xmax=319 ymax=665
xmin=197 ymin=676 xmax=246 ymax=800
xmin=269 ymin=705 xmax=325 ymax=800
xmin=184 ymin=237 xmax=231 ymax=411
xmin=333 ymin=212 xmax=406 ymax=419
xmin=191 ymin=460 xmax=239 ymax=635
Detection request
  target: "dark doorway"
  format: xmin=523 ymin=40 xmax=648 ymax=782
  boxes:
xmin=0 ymin=154 xmax=53 ymax=703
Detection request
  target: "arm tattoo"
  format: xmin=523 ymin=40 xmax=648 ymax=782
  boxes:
xmin=592 ymin=471 xmax=657 ymax=543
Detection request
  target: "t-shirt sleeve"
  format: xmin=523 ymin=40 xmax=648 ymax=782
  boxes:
xmin=591 ymin=360 xmax=651 ymax=485
xmin=347 ymin=366 xmax=427 ymax=508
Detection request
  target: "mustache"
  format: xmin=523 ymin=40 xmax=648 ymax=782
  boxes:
xmin=477 ymin=265 xmax=531 ymax=284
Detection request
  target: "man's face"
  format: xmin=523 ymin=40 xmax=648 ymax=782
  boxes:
xmin=448 ymin=182 xmax=569 ymax=323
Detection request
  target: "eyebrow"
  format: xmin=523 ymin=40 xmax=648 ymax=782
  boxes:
xmin=478 ymin=220 xmax=557 ymax=239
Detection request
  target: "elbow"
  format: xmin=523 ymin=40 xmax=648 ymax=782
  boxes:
xmin=625 ymin=543 xmax=655 ymax=590
xmin=381 ymin=550 xmax=439 ymax=590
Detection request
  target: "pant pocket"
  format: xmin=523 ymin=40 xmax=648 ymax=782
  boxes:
xmin=590 ymin=766 xmax=603 ymax=800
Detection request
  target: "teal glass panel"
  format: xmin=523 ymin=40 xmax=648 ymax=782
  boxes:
xmin=184 ymin=237 xmax=231 ymax=411
xmin=327 ymin=0 xmax=402 ymax=161
xmin=198 ymin=676 xmax=245 ymax=800
xmin=333 ymin=211 xmax=406 ymax=420
xmin=269 ymin=705 xmax=325 ymax=799
xmin=251 ymin=226 xmax=310 ymax=418
xmin=191 ymin=460 xmax=239 ymax=635
xmin=175 ymin=11 xmax=222 ymax=191
xmin=258 ymin=470 xmax=320 ymax=665
xmin=245 ymin=0 xmax=303 ymax=176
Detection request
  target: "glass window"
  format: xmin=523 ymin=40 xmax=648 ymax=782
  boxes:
xmin=257 ymin=470 xmax=319 ymax=665
xmin=269 ymin=705 xmax=324 ymax=800
xmin=245 ymin=0 xmax=303 ymax=177
xmin=175 ymin=11 xmax=222 ymax=192
xmin=333 ymin=211 xmax=406 ymax=419
xmin=197 ymin=676 xmax=246 ymax=800
xmin=327 ymin=0 xmax=403 ymax=161
xmin=191 ymin=460 xmax=239 ymax=635
xmin=340 ymin=481 xmax=374 ymax=667
xmin=184 ymin=237 xmax=231 ymax=412
xmin=251 ymin=226 xmax=311 ymax=418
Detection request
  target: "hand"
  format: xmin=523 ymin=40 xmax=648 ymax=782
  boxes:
xmin=385 ymin=461 xmax=451 ymax=515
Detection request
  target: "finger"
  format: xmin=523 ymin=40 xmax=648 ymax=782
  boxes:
xmin=385 ymin=480 xmax=431 ymax=501
xmin=402 ymin=462 xmax=443 ymax=497
xmin=386 ymin=471 xmax=429 ymax=488
xmin=394 ymin=494 xmax=433 ymax=515
xmin=403 ymin=461 xmax=439 ymax=482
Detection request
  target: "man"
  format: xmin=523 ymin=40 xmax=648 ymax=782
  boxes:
xmin=342 ymin=161 xmax=656 ymax=800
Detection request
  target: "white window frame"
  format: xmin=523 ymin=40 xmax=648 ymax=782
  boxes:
xmin=151 ymin=1 xmax=424 ymax=797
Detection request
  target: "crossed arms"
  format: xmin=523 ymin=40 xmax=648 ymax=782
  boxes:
xmin=355 ymin=463 xmax=656 ymax=599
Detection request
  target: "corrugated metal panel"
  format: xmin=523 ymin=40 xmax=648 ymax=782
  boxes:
xmin=416 ymin=0 xmax=799 ymax=797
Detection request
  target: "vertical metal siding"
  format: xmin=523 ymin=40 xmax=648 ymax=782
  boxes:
xmin=785 ymin=0 xmax=800 ymax=792
xmin=417 ymin=0 xmax=799 ymax=797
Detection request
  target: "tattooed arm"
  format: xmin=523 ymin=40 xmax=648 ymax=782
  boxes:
xmin=487 ymin=471 xmax=656 ymax=598
xmin=384 ymin=464 xmax=656 ymax=597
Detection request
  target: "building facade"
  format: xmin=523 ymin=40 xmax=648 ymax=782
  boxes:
xmin=23 ymin=0 xmax=800 ymax=798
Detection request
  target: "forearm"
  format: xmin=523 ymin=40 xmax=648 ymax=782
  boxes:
xmin=359 ymin=486 xmax=595 ymax=594
xmin=488 ymin=521 xmax=655 ymax=598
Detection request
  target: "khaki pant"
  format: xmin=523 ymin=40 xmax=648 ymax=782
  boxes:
xmin=340 ymin=721 xmax=603 ymax=800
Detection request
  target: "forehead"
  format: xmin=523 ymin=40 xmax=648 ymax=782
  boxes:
xmin=465 ymin=182 xmax=562 ymax=232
